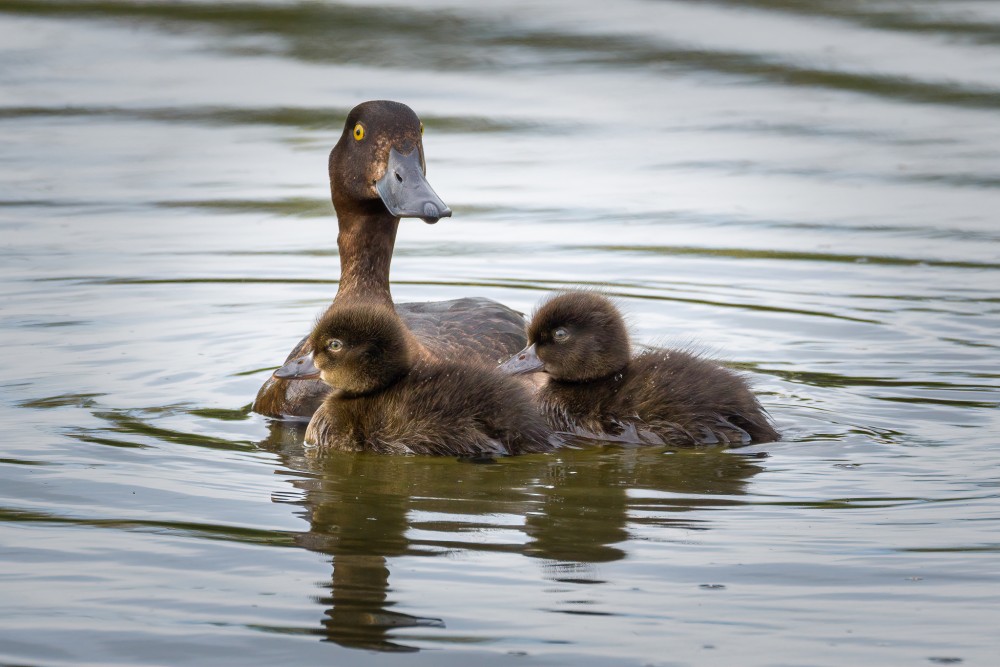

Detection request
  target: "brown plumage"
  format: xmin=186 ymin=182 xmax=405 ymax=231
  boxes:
xmin=501 ymin=291 xmax=780 ymax=447
xmin=254 ymin=100 xmax=526 ymax=420
xmin=305 ymin=303 xmax=555 ymax=456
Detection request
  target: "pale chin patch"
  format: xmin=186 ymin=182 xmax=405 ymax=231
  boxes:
xmin=319 ymin=369 xmax=336 ymax=388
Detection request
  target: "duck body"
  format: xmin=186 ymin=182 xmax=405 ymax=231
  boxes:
xmin=500 ymin=291 xmax=779 ymax=447
xmin=283 ymin=303 xmax=553 ymax=456
xmin=253 ymin=100 xmax=527 ymax=420
xmin=532 ymin=347 xmax=778 ymax=446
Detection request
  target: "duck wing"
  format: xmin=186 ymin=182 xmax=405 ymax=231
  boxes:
xmin=397 ymin=297 xmax=527 ymax=365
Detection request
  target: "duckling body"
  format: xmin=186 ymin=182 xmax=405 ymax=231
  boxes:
xmin=288 ymin=303 xmax=553 ymax=456
xmin=501 ymin=292 xmax=779 ymax=446
xmin=255 ymin=297 xmax=527 ymax=420
xmin=253 ymin=100 xmax=526 ymax=420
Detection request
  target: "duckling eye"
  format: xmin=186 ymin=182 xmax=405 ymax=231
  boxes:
xmin=553 ymin=327 xmax=570 ymax=343
xmin=328 ymin=339 xmax=344 ymax=352
xmin=419 ymin=122 xmax=424 ymax=135
xmin=353 ymin=123 xmax=365 ymax=141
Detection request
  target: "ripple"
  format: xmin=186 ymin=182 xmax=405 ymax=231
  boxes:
xmin=694 ymin=0 xmax=1000 ymax=46
xmin=577 ymin=245 xmax=1000 ymax=271
xmin=0 ymin=506 xmax=297 ymax=546
xmin=5 ymin=1 xmax=1000 ymax=110
xmin=63 ymin=407 xmax=258 ymax=452
xmin=0 ymin=104 xmax=544 ymax=134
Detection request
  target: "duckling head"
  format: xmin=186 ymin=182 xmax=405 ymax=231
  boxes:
xmin=329 ymin=100 xmax=451 ymax=223
xmin=502 ymin=292 xmax=631 ymax=382
xmin=308 ymin=303 xmax=412 ymax=398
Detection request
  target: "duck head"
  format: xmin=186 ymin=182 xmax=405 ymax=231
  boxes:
xmin=278 ymin=303 xmax=412 ymax=398
xmin=329 ymin=100 xmax=451 ymax=224
xmin=500 ymin=292 xmax=630 ymax=382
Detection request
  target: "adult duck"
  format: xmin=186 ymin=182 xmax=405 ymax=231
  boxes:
xmin=277 ymin=302 xmax=555 ymax=456
xmin=254 ymin=100 xmax=527 ymax=420
xmin=500 ymin=291 xmax=780 ymax=446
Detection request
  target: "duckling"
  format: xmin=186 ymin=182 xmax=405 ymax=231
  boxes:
xmin=279 ymin=303 xmax=556 ymax=456
xmin=254 ymin=100 xmax=527 ymax=420
xmin=500 ymin=291 xmax=779 ymax=446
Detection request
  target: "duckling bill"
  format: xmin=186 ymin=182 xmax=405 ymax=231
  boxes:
xmin=279 ymin=303 xmax=556 ymax=456
xmin=500 ymin=291 xmax=780 ymax=447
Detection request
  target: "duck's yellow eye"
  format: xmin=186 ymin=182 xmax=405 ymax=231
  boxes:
xmin=419 ymin=122 xmax=424 ymax=135
xmin=328 ymin=339 xmax=344 ymax=352
xmin=553 ymin=327 xmax=570 ymax=343
xmin=353 ymin=123 xmax=365 ymax=141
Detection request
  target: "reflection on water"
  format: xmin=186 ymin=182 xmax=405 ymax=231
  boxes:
xmin=257 ymin=421 xmax=763 ymax=650
xmin=2 ymin=0 xmax=1000 ymax=665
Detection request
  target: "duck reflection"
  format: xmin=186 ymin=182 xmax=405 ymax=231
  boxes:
xmin=524 ymin=443 xmax=766 ymax=577
xmin=258 ymin=423 xmax=765 ymax=651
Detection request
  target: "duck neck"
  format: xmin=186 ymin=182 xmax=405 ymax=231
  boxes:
xmin=552 ymin=365 xmax=628 ymax=394
xmin=334 ymin=206 xmax=400 ymax=308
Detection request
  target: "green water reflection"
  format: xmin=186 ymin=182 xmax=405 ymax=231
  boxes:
xmin=257 ymin=422 xmax=763 ymax=650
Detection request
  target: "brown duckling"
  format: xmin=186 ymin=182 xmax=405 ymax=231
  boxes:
xmin=254 ymin=100 xmax=527 ymax=420
xmin=278 ymin=303 xmax=556 ymax=456
xmin=500 ymin=291 xmax=779 ymax=446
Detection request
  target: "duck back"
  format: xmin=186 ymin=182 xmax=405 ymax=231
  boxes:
xmin=399 ymin=297 xmax=528 ymax=364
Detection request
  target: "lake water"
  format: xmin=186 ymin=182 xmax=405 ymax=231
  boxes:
xmin=2 ymin=1 xmax=999 ymax=665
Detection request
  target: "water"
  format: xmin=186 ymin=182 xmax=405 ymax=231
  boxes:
xmin=2 ymin=1 xmax=999 ymax=664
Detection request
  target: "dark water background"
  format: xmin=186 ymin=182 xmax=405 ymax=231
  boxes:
xmin=2 ymin=1 xmax=999 ymax=665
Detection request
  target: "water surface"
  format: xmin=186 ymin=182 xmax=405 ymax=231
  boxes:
xmin=2 ymin=1 xmax=999 ymax=665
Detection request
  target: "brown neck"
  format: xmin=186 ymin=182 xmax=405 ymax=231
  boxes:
xmin=333 ymin=206 xmax=400 ymax=308
xmin=328 ymin=203 xmax=433 ymax=360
